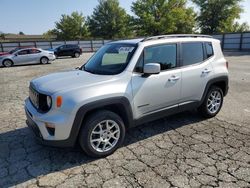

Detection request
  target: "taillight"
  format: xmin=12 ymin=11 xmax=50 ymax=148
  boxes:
xmin=226 ymin=61 xmax=228 ymax=69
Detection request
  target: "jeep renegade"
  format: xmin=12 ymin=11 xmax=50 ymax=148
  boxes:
xmin=25 ymin=34 xmax=229 ymax=157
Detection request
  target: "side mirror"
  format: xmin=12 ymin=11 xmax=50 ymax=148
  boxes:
xmin=75 ymin=67 xmax=79 ymax=70
xmin=143 ymin=63 xmax=160 ymax=75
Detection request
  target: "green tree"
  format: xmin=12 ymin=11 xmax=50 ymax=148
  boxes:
xmin=131 ymin=0 xmax=196 ymax=36
xmin=19 ymin=31 xmax=25 ymax=35
xmin=231 ymin=22 xmax=250 ymax=32
xmin=87 ymin=0 xmax=132 ymax=39
xmin=43 ymin=29 xmax=58 ymax=40
xmin=192 ymin=0 xmax=243 ymax=34
xmin=0 ymin=32 xmax=5 ymax=40
xmin=55 ymin=11 xmax=89 ymax=40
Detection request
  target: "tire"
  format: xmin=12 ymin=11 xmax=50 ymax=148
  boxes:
xmin=78 ymin=110 xmax=126 ymax=158
xmin=40 ymin=57 xmax=49 ymax=64
xmin=74 ymin=52 xmax=80 ymax=58
xmin=3 ymin=59 xmax=13 ymax=67
xmin=199 ymin=86 xmax=224 ymax=118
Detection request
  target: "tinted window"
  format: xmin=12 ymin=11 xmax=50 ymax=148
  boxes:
xmin=205 ymin=42 xmax=214 ymax=58
xmin=135 ymin=44 xmax=177 ymax=72
xmin=18 ymin=50 xmax=29 ymax=55
xmin=66 ymin=44 xmax=78 ymax=48
xmin=58 ymin=45 xmax=66 ymax=50
xmin=182 ymin=42 xmax=203 ymax=66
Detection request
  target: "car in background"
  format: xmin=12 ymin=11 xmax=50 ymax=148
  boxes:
xmin=0 ymin=48 xmax=56 ymax=67
xmin=0 ymin=46 xmax=34 ymax=56
xmin=48 ymin=44 xmax=82 ymax=58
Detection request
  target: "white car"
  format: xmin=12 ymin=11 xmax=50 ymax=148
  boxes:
xmin=25 ymin=34 xmax=229 ymax=157
xmin=0 ymin=48 xmax=56 ymax=67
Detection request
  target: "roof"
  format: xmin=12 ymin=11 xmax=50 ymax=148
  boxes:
xmin=109 ymin=34 xmax=215 ymax=45
xmin=109 ymin=38 xmax=144 ymax=45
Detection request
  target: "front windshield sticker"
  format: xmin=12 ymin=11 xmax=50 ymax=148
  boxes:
xmin=118 ymin=47 xmax=134 ymax=54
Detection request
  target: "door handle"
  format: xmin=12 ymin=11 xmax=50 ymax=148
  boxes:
xmin=202 ymin=68 xmax=211 ymax=74
xmin=168 ymin=75 xmax=180 ymax=82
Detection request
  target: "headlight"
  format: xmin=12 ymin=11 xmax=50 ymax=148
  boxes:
xmin=46 ymin=96 xmax=52 ymax=108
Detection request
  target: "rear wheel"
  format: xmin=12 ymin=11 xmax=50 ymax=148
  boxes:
xmin=74 ymin=52 xmax=80 ymax=58
xmin=78 ymin=110 xmax=125 ymax=158
xmin=3 ymin=59 xmax=13 ymax=67
xmin=199 ymin=86 xmax=223 ymax=118
xmin=40 ymin=57 xmax=49 ymax=64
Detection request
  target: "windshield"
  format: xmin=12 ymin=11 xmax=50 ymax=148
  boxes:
xmin=82 ymin=43 xmax=137 ymax=75
xmin=9 ymin=48 xmax=20 ymax=54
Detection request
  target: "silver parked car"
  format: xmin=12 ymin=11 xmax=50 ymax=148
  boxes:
xmin=0 ymin=48 xmax=56 ymax=67
xmin=25 ymin=35 xmax=229 ymax=157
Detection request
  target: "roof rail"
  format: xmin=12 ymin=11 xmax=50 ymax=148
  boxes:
xmin=142 ymin=34 xmax=212 ymax=42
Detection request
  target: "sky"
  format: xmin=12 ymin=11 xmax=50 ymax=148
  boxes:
xmin=0 ymin=0 xmax=249 ymax=35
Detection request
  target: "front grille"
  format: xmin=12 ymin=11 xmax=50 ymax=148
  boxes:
xmin=29 ymin=86 xmax=39 ymax=109
xmin=29 ymin=85 xmax=50 ymax=112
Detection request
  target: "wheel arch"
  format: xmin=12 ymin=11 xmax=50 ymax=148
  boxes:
xmin=2 ymin=58 xmax=14 ymax=66
xmin=67 ymin=97 xmax=134 ymax=146
xmin=40 ymin=56 xmax=49 ymax=62
xmin=200 ymin=76 xmax=229 ymax=105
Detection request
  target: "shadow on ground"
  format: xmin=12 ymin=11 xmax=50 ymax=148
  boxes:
xmin=0 ymin=111 xmax=205 ymax=187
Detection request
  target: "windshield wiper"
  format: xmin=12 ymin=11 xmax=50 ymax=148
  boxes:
xmin=83 ymin=66 xmax=98 ymax=74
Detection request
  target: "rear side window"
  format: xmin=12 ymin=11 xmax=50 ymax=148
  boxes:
xmin=205 ymin=42 xmax=214 ymax=58
xmin=29 ymin=49 xmax=41 ymax=54
xmin=182 ymin=42 xmax=203 ymax=66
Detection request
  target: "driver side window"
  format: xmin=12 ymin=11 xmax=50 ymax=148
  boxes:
xmin=18 ymin=50 xmax=29 ymax=55
xmin=134 ymin=43 xmax=177 ymax=72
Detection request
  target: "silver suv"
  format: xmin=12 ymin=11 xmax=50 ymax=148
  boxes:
xmin=25 ymin=35 xmax=229 ymax=157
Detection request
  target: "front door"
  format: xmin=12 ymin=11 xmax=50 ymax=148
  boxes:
xmin=13 ymin=49 xmax=32 ymax=65
xmin=131 ymin=43 xmax=181 ymax=119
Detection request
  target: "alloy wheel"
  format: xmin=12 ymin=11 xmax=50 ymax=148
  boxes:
xmin=207 ymin=90 xmax=222 ymax=114
xmin=90 ymin=120 xmax=120 ymax=152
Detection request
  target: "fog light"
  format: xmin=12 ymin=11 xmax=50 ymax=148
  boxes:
xmin=45 ymin=122 xmax=55 ymax=128
xmin=45 ymin=122 xmax=55 ymax=136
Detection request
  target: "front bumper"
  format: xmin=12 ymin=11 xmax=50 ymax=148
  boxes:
xmin=49 ymin=55 xmax=56 ymax=61
xmin=25 ymin=98 xmax=76 ymax=147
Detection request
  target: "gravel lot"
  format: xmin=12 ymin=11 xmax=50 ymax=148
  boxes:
xmin=0 ymin=53 xmax=249 ymax=187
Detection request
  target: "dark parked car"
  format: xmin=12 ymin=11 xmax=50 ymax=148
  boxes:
xmin=50 ymin=44 xmax=82 ymax=58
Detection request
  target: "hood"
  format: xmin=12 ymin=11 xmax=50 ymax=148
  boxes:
xmin=31 ymin=69 xmax=115 ymax=95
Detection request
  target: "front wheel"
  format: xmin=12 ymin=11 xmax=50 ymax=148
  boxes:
xmin=74 ymin=52 xmax=80 ymax=58
xmin=3 ymin=59 xmax=13 ymax=67
xmin=40 ymin=57 xmax=49 ymax=64
xmin=78 ymin=110 xmax=125 ymax=158
xmin=199 ymin=86 xmax=223 ymax=118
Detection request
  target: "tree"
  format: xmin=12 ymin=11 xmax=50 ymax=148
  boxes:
xmin=19 ymin=31 xmax=25 ymax=35
xmin=87 ymin=0 xmax=132 ymax=39
xmin=192 ymin=0 xmax=243 ymax=34
xmin=0 ymin=31 xmax=5 ymax=40
xmin=43 ymin=29 xmax=58 ymax=40
xmin=131 ymin=0 xmax=196 ymax=36
xmin=55 ymin=11 xmax=89 ymax=40
xmin=231 ymin=22 xmax=249 ymax=32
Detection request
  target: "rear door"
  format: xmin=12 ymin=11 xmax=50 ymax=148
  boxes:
xmin=28 ymin=49 xmax=42 ymax=64
xmin=180 ymin=42 xmax=214 ymax=104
